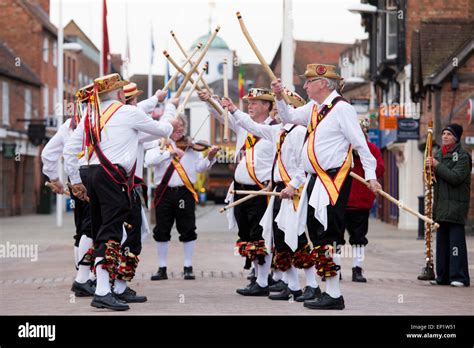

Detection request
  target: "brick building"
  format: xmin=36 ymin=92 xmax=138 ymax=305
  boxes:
xmin=356 ymin=0 xmax=474 ymax=230
xmin=0 ymin=0 xmax=57 ymax=216
xmin=270 ymin=40 xmax=352 ymax=99
xmin=63 ymin=20 xmax=99 ymax=105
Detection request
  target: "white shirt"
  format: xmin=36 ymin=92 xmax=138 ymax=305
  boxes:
xmin=276 ymin=90 xmax=376 ymax=180
xmin=63 ymin=99 xmax=173 ymax=184
xmin=41 ymin=118 xmax=86 ymax=181
xmin=232 ymin=111 xmax=306 ymax=189
xmin=134 ymin=96 xmax=176 ymax=179
xmin=207 ymin=102 xmax=276 ymax=185
xmin=144 ymin=139 xmax=216 ymax=187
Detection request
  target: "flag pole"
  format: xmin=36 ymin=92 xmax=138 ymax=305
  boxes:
xmin=56 ymin=0 xmax=64 ymax=227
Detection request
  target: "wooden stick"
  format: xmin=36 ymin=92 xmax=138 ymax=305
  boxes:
xmin=164 ymin=50 xmax=223 ymax=115
xmin=219 ymin=187 xmax=268 ymax=213
xmin=349 ymin=172 xmax=440 ymax=229
xmin=162 ymin=43 xmax=202 ymax=92
xmin=230 ymin=189 xmax=301 ymax=197
xmin=177 ymin=64 xmax=207 ymax=113
xmin=223 ymin=59 xmax=230 ymax=143
xmin=45 ymin=181 xmax=70 ymax=196
xmin=236 ymin=12 xmax=291 ymax=105
xmin=231 ymin=190 xmax=280 ymax=197
xmin=174 ymin=26 xmax=220 ymax=99
xmin=170 ymin=30 xmax=213 ymax=93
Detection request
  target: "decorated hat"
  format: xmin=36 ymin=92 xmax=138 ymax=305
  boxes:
xmin=75 ymin=83 xmax=94 ymax=102
xmin=93 ymin=73 xmax=129 ymax=94
xmin=300 ymin=63 xmax=343 ymax=80
xmin=283 ymin=88 xmax=306 ymax=108
xmin=123 ymin=82 xmax=143 ymax=100
xmin=243 ymin=88 xmax=275 ymax=102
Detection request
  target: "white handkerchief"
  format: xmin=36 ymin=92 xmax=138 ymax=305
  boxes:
xmin=295 ymin=176 xmax=311 ymax=236
xmin=260 ymin=194 xmax=275 ymax=252
xmin=224 ymin=182 xmax=236 ymax=230
xmin=140 ymin=206 xmax=151 ymax=242
xmin=275 ymin=197 xmax=299 ymax=251
xmin=308 ymin=177 xmax=330 ymax=231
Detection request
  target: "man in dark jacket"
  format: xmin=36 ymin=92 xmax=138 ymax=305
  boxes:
xmin=343 ymin=119 xmax=385 ymax=282
xmin=428 ymin=123 xmax=471 ymax=287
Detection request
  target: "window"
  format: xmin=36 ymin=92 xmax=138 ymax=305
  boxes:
xmin=43 ymin=85 xmax=49 ymax=117
xmin=24 ymin=89 xmax=32 ymax=128
xmin=2 ymin=82 xmax=9 ymax=126
xmin=386 ymin=0 xmax=398 ymax=59
xmin=78 ymin=72 xmax=83 ymax=87
xmin=72 ymin=59 xmax=76 ymax=86
xmin=43 ymin=37 xmax=49 ymax=62
xmin=53 ymin=41 xmax=57 ymax=67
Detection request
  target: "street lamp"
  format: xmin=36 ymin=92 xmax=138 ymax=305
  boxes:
xmin=348 ymin=3 xmax=397 ymax=14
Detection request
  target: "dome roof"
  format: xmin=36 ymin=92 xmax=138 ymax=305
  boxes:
xmin=190 ymin=33 xmax=229 ymax=50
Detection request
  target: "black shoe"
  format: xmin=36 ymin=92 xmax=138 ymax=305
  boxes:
xmin=304 ymin=292 xmax=345 ymax=310
xmin=268 ymin=274 xmax=278 ymax=287
xmin=417 ymin=265 xmax=435 ymax=281
xmin=247 ymin=268 xmax=255 ymax=280
xmin=91 ymin=292 xmax=130 ymax=311
xmin=71 ymin=280 xmax=96 ymax=297
xmin=268 ymin=286 xmax=303 ymax=300
xmin=151 ymin=267 xmax=168 ymax=281
xmin=183 ymin=266 xmax=195 ymax=280
xmin=269 ymin=280 xmax=287 ymax=292
xmin=295 ymin=286 xmax=321 ymax=302
xmin=236 ymin=282 xmax=270 ymax=296
xmin=352 ymin=267 xmax=367 ymax=283
xmin=115 ymin=287 xmax=147 ymax=303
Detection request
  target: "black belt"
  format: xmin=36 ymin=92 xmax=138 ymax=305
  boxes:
xmin=234 ymin=182 xmax=268 ymax=191
xmin=310 ymin=167 xmax=341 ymax=178
xmin=168 ymin=186 xmax=186 ymax=192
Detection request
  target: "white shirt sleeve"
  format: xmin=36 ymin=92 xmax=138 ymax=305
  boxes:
xmin=288 ymin=129 xmax=307 ymax=189
xmin=232 ymin=110 xmax=279 ymax=142
xmin=41 ymin=121 xmax=69 ymax=180
xmin=130 ymin=107 xmax=173 ymax=138
xmin=137 ymin=95 xmax=158 ymax=114
xmin=63 ymin=119 xmax=86 ymax=184
xmin=338 ymin=103 xmax=377 ymax=180
xmin=207 ymin=100 xmax=238 ymax=131
xmin=195 ymin=151 xmax=217 ymax=173
xmin=144 ymin=146 xmax=171 ymax=167
xmin=276 ymin=99 xmax=313 ymax=126
xmin=161 ymin=102 xmax=177 ymax=122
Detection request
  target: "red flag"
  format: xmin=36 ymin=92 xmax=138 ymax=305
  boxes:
xmin=102 ymin=0 xmax=110 ymax=75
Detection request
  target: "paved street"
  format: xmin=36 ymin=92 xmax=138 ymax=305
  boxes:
xmin=0 ymin=204 xmax=473 ymax=315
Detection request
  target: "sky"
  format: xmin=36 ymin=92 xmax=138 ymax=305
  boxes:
xmin=50 ymin=0 xmax=368 ymax=77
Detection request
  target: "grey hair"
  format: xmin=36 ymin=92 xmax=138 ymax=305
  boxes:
xmin=175 ymin=114 xmax=188 ymax=131
xmin=100 ymin=89 xmax=120 ymax=101
xmin=322 ymin=78 xmax=339 ymax=91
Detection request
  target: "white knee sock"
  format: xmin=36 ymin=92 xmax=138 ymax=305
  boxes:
xmin=74 ymin=246 xmax=79 ymax=268
xmin=94 ymin=257 xmax=111 ymax=296
xmin=156 ymin=242 xmax=169 ymax=267
xmin=113 ymin=279 xmax=127 ymax=294
xmin=183 ymin=240 xmax=196 ymax=267
xmin=282 ymin=269 xmax=288 ymax=284
xmin=326 ymin=254 xmax=341 ymax=298
xmin=286 ymin=266 xmax=301 ymax=291
xmin=352 ymin=245 xmax=364 ymax=268
xmin=256 ymin=253 xmax=272 ymax=288
xmin=272 ymin=270 xmax=283 ymax=281
xmin=304 ymin=266 xmax=318 ymax=288
xmin=75 ymin=235 xmax=93 ymax=283
xmin=88 ymin=271 xmax=96 ymax=281
xmin=252 ymin=261 xmax=259 ymax=278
